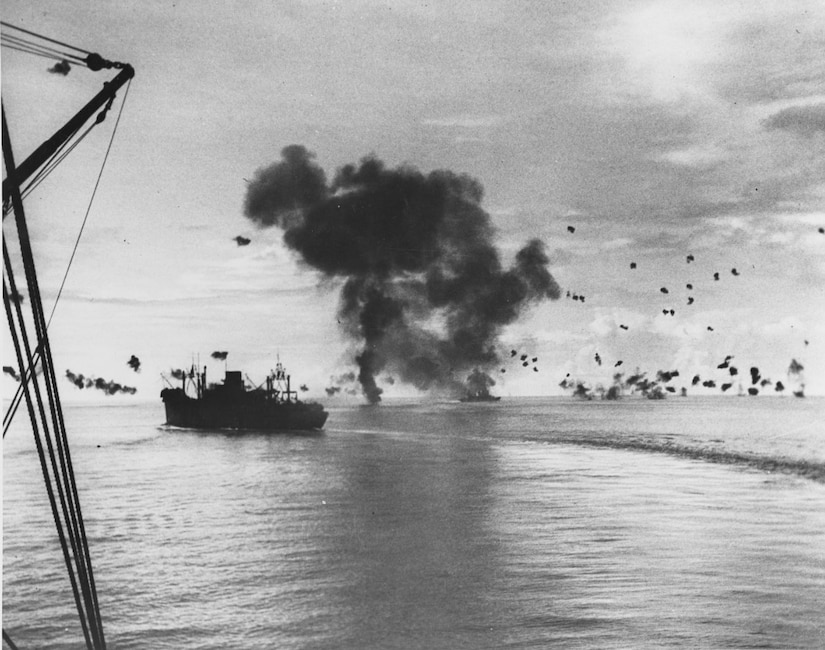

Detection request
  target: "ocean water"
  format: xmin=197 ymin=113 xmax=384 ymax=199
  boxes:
xmin=3 ymin=396 xmax=824 ymax=649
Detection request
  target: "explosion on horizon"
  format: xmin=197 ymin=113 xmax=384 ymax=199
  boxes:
xmin=244 ymin=145 xmax=561 ymax=402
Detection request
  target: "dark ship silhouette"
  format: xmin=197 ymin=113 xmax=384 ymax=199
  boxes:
xmin=459 ymin=391 xmax=501 ymax=402
xmin=161 ymin=361 xmax=328 ymax=430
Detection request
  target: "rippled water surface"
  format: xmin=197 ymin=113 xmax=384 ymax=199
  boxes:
xmin=4 ymin=397 xmax=824 ymax=648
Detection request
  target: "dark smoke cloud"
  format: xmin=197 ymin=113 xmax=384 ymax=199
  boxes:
xmin=127 ymin=355 xmax=141 ymax=372
xmin=244 ymin=146 xmax=561 ymax=402
xmin=559 ymin=374 xmax=620 ymax=401
xmin=325 ymin=371 xmax=357 ymax=397
xmin=64 ymin=370 xmax=137 ymax=395
xmin=559 ymin=376 xmax=595 ymax=400
xmin=465 ymin=367 xmax=496 ymax=398
xmin=48 ymin=60 xmax=71 ymax=76
xmin=211 ymin=351 xmax=228 ymax=361
xmin=3 ymin=366 xmax=21 ymax=382
xmin=560 ymin=366 xmax=686 ymax=401
xmin=170 ymin=368 xmax=187 ymax=381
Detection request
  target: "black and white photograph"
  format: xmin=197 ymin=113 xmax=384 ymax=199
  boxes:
xmin=3 ymin=1 xmax=824 ymax=648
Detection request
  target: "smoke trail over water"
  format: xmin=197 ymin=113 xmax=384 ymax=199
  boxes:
xmin=64 ymin=370 xmax=137 ymax=395
xmin=244 ymin=146 xmax=561 ymax=402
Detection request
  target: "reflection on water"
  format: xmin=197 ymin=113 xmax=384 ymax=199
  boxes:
xmin=3 ymin=398 xmax=825 ymax=649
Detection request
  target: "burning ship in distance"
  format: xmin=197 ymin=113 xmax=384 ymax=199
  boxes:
xmin=161 ymin=361 xmax=328 ymax=430
xmin=459 ymin=368 xmax=502 ymax=402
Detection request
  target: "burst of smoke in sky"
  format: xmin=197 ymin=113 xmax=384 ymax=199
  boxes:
xmin=170 ymin=368 xmax=188 ymax=381
xmin=64 ymin=370 xmax=137 ymax=395
xmin=244 ymin=145 xmax=561 ymax=403
xmin=211 ymin=351 xmax=228 ymax=361
xmin=47 ymin=59 xmax=71 ymax=75
xmin=324 ymin=371 xmax=356 ymax=395
xmin=127 ymin=355 xmax=141 ymax=372
xmin=3 ymin=365 xmax=21 ymax=382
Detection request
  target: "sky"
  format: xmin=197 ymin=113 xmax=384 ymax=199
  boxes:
xmin=3 ymin=0 xmax=824 ymax=401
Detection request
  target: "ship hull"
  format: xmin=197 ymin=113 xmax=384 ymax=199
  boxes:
xmin=161 ymin=389 xmax=328 ymax=431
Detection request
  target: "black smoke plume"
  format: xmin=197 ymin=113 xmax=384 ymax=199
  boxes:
xmin=3 ymin=366 xmax=21 ymax=382
xmin=211 ymin=351 xmax=228 ymax=361
xmin=127 ymin=355 xmax=141 ymax=372
xmin=48 ymin=60 xmax=71 ymax=75
xmin=244 ymin=146 xmax=561 ymax=402
xmin=64 ymin=370 xmax=137 ymax=395
xmin=559 ymin=376 xmax=594 ymax=400
xmin=325 ymin=370 xmax=357 ymax=396
xmin=465 ymin=368 xmax=496 ymax=399
xmin=170 ymin=368 xmax=187 ymax=381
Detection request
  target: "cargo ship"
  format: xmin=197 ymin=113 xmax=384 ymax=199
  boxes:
xmin=161 ymin=361 xmax=328 ymax=430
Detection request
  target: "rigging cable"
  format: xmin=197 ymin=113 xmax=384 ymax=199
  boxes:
xmin=3 ymin=78 xmax=132 ymax=438
xmin=3 ymin=108 xmax=107 ymax=649
xmin=0 ymin=20 xmax=92 ymax=54
xmin=2 ymin=629 xmax=21 ymax=650
xmin=0 ymin=32 xmax=88 ymax=66
xmin=1 ymin=22 xmax=127 ymax=73
xmin=18 ymin=121 xmax=94 ymax=204
xmin=3 ymin=253 xmax=96 ymax=649
xmin=51 ymin=78 xmax=132 ymax=325
xmin=3 ymin=120 xmax=88 ymax=218
xmin=0 ymin=40 xmax=79 ymax=64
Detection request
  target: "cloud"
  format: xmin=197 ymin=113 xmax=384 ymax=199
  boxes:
xmin=596 ymin=237 xmax=634 ymax=251
xmin=601 ymin=0 xmax=734 ymax=104
xmin=588 ymin=308 xmax=648 ymax=338
xmin=658 ymin=144 xmax=729 ymax=168
xmin=763 ymin=103 xmax=825 ymax=136
xmin=422 ymin=114 xmax=509 ymax=129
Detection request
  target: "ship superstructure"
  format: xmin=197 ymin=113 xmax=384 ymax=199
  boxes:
xmin=161 ymin=361 xmax=328 ymax=430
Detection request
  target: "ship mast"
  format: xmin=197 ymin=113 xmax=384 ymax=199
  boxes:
xmin=2 ymin=21 xmax=134 ymax=650
xmin=271 ymin=360 xmax=297 ymax=402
